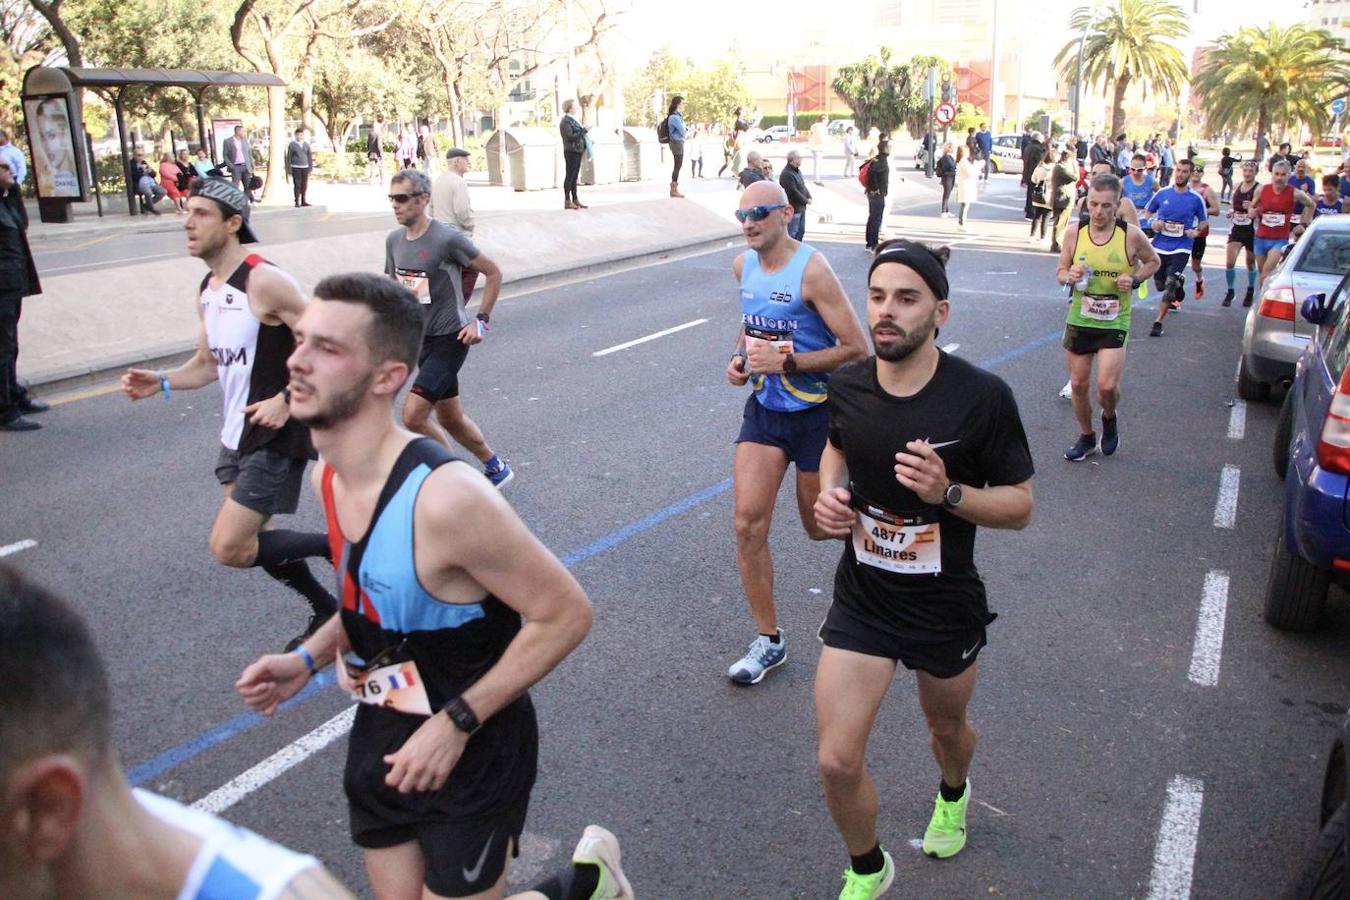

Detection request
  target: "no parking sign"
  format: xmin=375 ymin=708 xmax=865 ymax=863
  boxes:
xmin=935 ymin=103 xmax=957 ymax=126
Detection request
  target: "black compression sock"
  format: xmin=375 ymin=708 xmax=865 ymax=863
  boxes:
xmin=529 ymin=863 xmax=601 ymax=900
xmin=850 ymin=843 xmax=885 ymax=875
xmin=762 ymin=630 xmax=782 ymax=644
xmin=254 ymin=529 xmax=331 ymax=566
xmin=262 ymin=559 xmax=337 ymax=613
xmin=940 ymin=780 xmax=967 ymax=802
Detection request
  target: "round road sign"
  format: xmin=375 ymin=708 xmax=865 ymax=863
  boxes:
xmin=935 ymin=103 xmax=957 ymax=125
xmin=1332 ymin=98 xmax=1346 ymax=116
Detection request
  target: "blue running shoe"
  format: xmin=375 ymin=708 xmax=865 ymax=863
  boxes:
xmin=1101 ymin=415 xmax=1119 ymax=456
xmin=485 ymin=460 xmax=514 ymax=490
xmin=1064 ymin=433 xmax=1097 ymax=461
xmin=728 ymin=630 xmax=786 ymax=684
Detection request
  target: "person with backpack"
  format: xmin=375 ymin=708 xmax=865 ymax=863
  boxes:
xmin=936 ymin=142 xmax=956 ymax=218
xmin=662 ymin=95 xmax=687 ymax=198
xmin=559 ymin=99 xmax=588 ymax=210
xmin=863 ymin=140 xmax=890 ymax=250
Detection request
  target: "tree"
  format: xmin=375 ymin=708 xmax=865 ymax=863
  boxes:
xmin=1193 ymin=23 xmax=1350 ymax=146
xmin=832 ymin=48 xmax=948 ymax=138
xmin=311 ymin=43 xmax=408 ymax=175
xmin=623 ymin=46 xmax=684 ymax=126
xmin=679 ymin=55 xmax=750 ymax=127
xmin=1053 ymin=0 xmax=1189 ymax=138
xmin=1 ymin=0 xmax=57 ymax=131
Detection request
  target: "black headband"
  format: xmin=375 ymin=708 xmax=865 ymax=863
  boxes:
xmin=868 ymin=241 xmax=950 ymax=301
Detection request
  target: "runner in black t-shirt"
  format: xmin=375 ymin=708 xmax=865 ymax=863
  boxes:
xmin=812 ymin=240 xmax=1034 ymax=895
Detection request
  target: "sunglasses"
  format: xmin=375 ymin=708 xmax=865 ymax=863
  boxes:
xmin=388 ymin=191 xmax=426 ymax=203
xmin=1129 ymin=167 xmax=1144 ymax=172
xmin=735 ymin=203 xmax=787 ymax=223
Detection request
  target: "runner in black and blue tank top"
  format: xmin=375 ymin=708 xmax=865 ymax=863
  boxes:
xmin=120 ymin=178 xmax=335 ymax=653
xmin=724 ymin=181 xmax=870 ymax=686
xmin=237 ymin=272 xmax=634 ymax=900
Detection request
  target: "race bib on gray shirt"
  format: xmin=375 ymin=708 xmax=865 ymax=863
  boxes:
xmin=384 ymin=220 xmax=478 ymax=336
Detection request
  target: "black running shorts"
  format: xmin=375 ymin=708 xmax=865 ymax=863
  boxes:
xmin=1063 ymin=324 xmax=1128 ymax=355
xmin=1228 ymin=224 xmax=1254 ymax=252
xmin=214 ymin=445 xmax=306 ymax=515
xmin=818 ymin=602 xmax=986 ymax=679
xmin=353 ymin=801 xmax=529 ymax=897
xmin=411 ymin=333 xmax=471 ymax=402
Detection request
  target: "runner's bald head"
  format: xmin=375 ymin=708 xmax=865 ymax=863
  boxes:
xmin=742 ymin=180 xmax=788 ymax=208
xmin=0 ymin=565 xmax=112 ymax=782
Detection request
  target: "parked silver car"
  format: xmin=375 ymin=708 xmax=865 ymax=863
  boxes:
xmin=1239 ymin=216 xmax=1350 ymax=401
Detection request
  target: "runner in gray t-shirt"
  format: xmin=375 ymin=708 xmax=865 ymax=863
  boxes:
xmin=384 ymin=168 xmax=514 ymax=488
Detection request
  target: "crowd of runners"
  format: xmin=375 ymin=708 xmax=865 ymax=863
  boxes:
xmin=2 ymin=125 xmax=1335 ymax=900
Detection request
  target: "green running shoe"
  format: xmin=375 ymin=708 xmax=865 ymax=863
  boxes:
xmin=922 ymin=781 xmax=970 ymax=859
xmin=838 ymin=849 xmax=894 ymax=899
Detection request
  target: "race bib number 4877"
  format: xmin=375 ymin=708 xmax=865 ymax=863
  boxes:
xmin=851 ymin=504 xmax=942 ymax=575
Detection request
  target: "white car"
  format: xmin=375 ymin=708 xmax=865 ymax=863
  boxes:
xmin=756 ymin=126 xmax=793 ymax=143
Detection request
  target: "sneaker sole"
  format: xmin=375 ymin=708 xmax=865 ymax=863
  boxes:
xmin=572 ymin=825 xmax=634 ymax=900
xmin=729 ymin=651 xmax=786 ymax=685
xmin=489 ymin=469 xmax=515 ymax=490
xmin=1065 ymin=446 xmax=1098 ymax=462
xmin=923 ymin=831 xmax=967 ymax=859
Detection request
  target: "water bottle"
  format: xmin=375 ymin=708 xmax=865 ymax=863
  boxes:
xmin=1075 ymin=265 xmax=1093 ymax=293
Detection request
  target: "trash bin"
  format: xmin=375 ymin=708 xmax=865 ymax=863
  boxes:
xmin=621 ymin=128 xmax=662 ymax=182
xmin=581 ymin=128 xmax=621 ymax=185
xmin=483 ymin=127 xmax=560 ymax=191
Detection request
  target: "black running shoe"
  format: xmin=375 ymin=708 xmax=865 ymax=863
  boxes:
xmin=1150 ymin=321 xmax=1164 ymax=337
xmin=1222 ymin=289 xmax=1234 ymax=307
xmin=1065 ymin=433 xmax=1098 ymax=461
xmin=1243 ymin=286 xmax=1254 ymax=307
xmin=284 ymin=609 xmax=334 ymax=653
xmin=1101 ymin=415 xmax=1119 ymax=456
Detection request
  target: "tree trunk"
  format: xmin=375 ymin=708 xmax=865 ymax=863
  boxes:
xmin=262 ymin=83 xmax=286 ymax=202
xmin=1110 ymin=74 xmax=1130 ymax=138
xmin=1257 ymin=107 xmax=1271 ymax=165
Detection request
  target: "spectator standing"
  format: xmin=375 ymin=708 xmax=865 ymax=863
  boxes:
xmin=1159 ymin=140 xmax=1174 ymax=187
xmin=956 ymin=144 xmax=980 ymax=228
xmin=936 ymin=142 xmax=957 ymax=217
xmin=809 ymin=114 xmax=828 ymax=185
xmin=780 ymin=149 xmax=812 ymax=240
xmin=418 ymin=124 xmax=438 ymax=177
xmin=1268 ymin=141 xmax=1297 ymax=172
xmin=1219 ymin=146 xmax=1238 ymax=203
xmin=286 ymin=127 xmax=312 ymax=207
xmin=977 ymin=123 xmax=994 ymax=180
xmin=366 ymin=124 xmax=384 ymax=185
xmin=738 ymin=149 xmax=766 ymax=188
xmin=431 ymin=147 xmax=480 ymax=304
xmin=863 ymin=141 xmax=889 ymax=249
xmin=1021 ymin=131 xmax=1045 ymax=219
xmin=1115 ymin=135 xmax=1133 ymax=174
xmin=1075 ymin=133 xmax=1089 ymax=163
xmin=159 ymin=152 xmax=187 ymax=213
xmin=965 ymin=126 xmax=979 ymax=161
xmin=1050 ymin=148 xmax=1079 ymax=253
xmin=667 ymin=95 xmax=687 ymax=198
xmin=0 ymin=157 xmax=45 ymax=431
xmin=559 ymin=98 xmax=589 ymax=210
xmin=129 ymin=148 xmax=165 ymax=214
xmin=842 ymin=126 xmax=862 ymax=178
xmin=220 ymin=125 xmax=254 ymax=201
xmin=396 ymin=126 xmax=416 ymax=170
xmin=1090 ymin=134 xmax=1113 ymax=168
xmin=1029 ymin=148 xmax=1054 ymax=242
xmin=0 ymin=130 xmax=27 ymax=193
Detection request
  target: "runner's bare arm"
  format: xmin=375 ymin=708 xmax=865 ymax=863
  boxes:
xmin=727 ymin=253 xmax=750 ymax=384
xmin=813 ymin=440 xmax=855 ymax=539
xmin=1126 ymin=226 xmax=1161 ymax=283
xmin=1295 ymin=190 xmax=1316 ymax=224
xmin=895 ymin=440 xmax=1033 ymax=530
xmin=275 ymin=864 xmax=359 ymax=900
xmin=1056 ymin=223 xmax=1082 ymax=284
xmin=1117 ymin=201 xmax=1139 ymax=228
xmin=786 ymin=254 xmax=868 ymax=374
xmin=250 ymin=264 xmax=310 ymax=330
xmin=1205 ymin=190 xmax=1220 ymax=216
xmin=467 ymin=252 xmax=502 ymax=318
xmin=123 ymin=314 xmax=216 ymax=399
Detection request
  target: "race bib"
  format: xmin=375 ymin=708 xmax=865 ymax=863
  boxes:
xmin=1231 ymin=213 xmax=1252 ymax=226
xmin=1160 ymin=220 xmax=1185 ymax=237
xmin=851 ymin=503 xmax=942 ymax=575
xmin=744 ymin=324 xmax=794 ymax=355
xmin=1081 ymin=293 xmax=1120 ymax=321
xmin=343 ymin=658 xmax=432 ymax=717
xmin=1261 ymin=212 xmax=1288 ymax=228
xmin=395 ymin=268 xmax=431 ymax=304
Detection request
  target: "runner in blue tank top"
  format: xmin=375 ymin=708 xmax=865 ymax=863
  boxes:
xmin=725 ymin=181 xmax=869 ymax=685
xmin=1120 ymin=152 xmax=1155 ymax=212
xmin=237 ymin=273 xmax=634 ymax=900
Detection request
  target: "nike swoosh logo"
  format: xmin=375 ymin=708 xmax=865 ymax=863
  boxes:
xmin=961 ymin=640 xmax=981 ymax=660
xmin=925 ymin=438 xmax=961 ymax=449
xmin=462 ymin=830 xmax=495 ymax=884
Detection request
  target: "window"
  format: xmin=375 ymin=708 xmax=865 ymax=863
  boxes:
xmin=1320 ymin=275 xmax=1350 ymax=377
xmin=1296 ymin=230 xmax=1350 ymax=276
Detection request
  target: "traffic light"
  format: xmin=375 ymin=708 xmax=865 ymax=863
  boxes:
xmin=941 ymin=80 xmax=957 ymax=105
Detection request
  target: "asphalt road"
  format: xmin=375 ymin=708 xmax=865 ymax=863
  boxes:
xmin=3 ymin=184 xmax=1347 ymax=899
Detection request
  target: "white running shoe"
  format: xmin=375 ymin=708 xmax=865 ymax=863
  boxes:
xmin=572 ymin=825 xmax=634 ymax=900
xmin=1058 ymin=380 xmax=1073 ymax=399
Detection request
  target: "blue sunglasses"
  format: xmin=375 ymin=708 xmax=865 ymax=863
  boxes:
xmin=735 ymin=203 xmax=787 ymax=223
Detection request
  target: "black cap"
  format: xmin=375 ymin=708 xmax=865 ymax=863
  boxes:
xmin=188 ymin=178 xmax=258 ymax=244
xmin=446 ymin=147 xmax=470 ymax=160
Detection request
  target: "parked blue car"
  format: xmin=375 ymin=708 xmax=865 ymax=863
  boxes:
xmin=1269 ymin=269 xmax=1350 ymax=630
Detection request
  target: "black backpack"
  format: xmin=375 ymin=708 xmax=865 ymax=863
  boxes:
xmin=657 ymin=116 xmax=670 ymax=144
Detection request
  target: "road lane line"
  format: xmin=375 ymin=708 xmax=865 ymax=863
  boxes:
xmin=1227 ymin=400 xmax=1246 ymax=440
xmin=1213 ymin=465 xmax=1240 ymax=529
xmin=1146 ymin=775 xmax=1205 ymax=900
xmin=592 ymin=318 xmax=708 ymax=357
xmin=0 ymin=539 xmax=37 ymax=557
xmin=50 ymin=382 xmax=124 ymax=406
xmin=1188 ymin=571 xmax=1230 ymax=687
xmin=193 ymin=706 xmax=356 ymax=814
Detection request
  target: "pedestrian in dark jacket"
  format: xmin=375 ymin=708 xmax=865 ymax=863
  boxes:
xmin=559 ymin=98 xmax=588 ymax=209
xmin=936 ymin=142 xmax=956 ymax=216
xmin=0 ymin=158 xmax=45 ymax=430
xmin=780 ymin=150 xmax=811 ymax=240
xmin=864 ymin=141 xmax=889 ymax=250
xmin=738 ymin=150 xmax=766 ymax=188
xmin=1021 ymin=132 xmax=1045 ymax=219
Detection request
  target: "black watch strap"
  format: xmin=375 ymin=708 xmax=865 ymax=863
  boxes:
xmin=441 ymin=696 xmax=481 ymax=735
xmin=476 ymin=312 xmax=490 ymax=324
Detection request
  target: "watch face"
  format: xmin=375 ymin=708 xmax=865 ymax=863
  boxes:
xmin=945 ymin=483 xmax=962 ymax=506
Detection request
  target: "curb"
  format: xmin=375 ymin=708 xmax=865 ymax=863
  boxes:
xmin=25 ymin=204 xmax=331 ymax=245
xmin=27 ymin=230 xmax=741 ymax=398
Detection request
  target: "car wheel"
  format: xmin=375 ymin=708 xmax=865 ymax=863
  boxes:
xmin=990 ymin=158 xmax=1000 ymax=174
xmin=1274 ymin=388 xmax=1295 ymax=479
xmin=1237 ymin=355 xmax=1271 ymax=401
xmin=1291 ymin=802 xmax=1347 ymax=899
xmin=1263 ymin=515 xmax=1330 ymax=631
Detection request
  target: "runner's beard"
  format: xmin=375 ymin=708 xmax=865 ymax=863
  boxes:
xmin=873 ymin=313 xmax=936 ymax=362
xmin=293 ymin=372 xmax=372 ymax=430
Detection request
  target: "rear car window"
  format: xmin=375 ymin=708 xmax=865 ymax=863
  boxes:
xmin=1295 ymin=230 xmax=1350 ymax=276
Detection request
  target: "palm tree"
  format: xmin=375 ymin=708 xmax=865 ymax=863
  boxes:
xmin=1193 ymin=24 xmax=1350 ymax=148
xmin=1054 ymin=0 xmax=1190 ymax=138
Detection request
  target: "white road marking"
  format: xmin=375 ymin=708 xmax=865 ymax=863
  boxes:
xmin=1213 ymin=465 xmax=1240 ymax=529
xmin=941 ymin=342 xmax=960 ymax=354
xmin=1146 ymin=775 xmax=1205 ymax=900
xmin=192 ymin=706 xmax=356 ymax=814
xmin=1188 ymin=571 xmax=1230 ymax=687
xmin=0 ymin=539 xmax=37 ymax=558
xmin=592 ymin=318 xmax=709 ymax=357
xmin=1227 ymin=400 xmax=1246 ymax=440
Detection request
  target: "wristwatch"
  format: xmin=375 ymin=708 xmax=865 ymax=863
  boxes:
xmin=476 ymin=312 xmax=490 ymax=325
xmin=441 ymin=696 xmax=481 ymax=736
xmin=942 ymin=482 xmax=964 ymax=509
xmin=783 ymin=352 xmax=798 ymax=373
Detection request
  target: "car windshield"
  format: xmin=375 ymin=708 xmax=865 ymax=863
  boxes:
xmin=1295 ymin=230 xmax=1350 ymax=276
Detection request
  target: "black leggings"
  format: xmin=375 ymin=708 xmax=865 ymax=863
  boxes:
xmin=670 ymin=140 xmax=684 ymax=183
xmin=940 ymin=175 xmax=955 ymax=213
xmin=563 ymin=150 xmax=583 ymax=202
xmin=1030 ymin=207 xmax=1050 ymax=237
